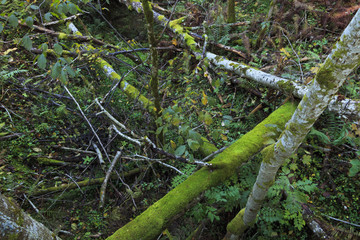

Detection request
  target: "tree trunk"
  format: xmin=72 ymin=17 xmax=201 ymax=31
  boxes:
xmin=0 ymin=193 xmax=61 ymax=240
xmin=141 ymin=0 xmax=163 ymax=144
xmin=225 ymin=9 xmax=360 ymax=239
xmin=227 ymin=0 xmax=236 ymax=23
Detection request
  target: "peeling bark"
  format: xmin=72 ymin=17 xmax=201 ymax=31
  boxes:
xmin=0 ymin=193 xmax=61 ymax=240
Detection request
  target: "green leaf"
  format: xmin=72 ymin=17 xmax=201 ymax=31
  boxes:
xmin=204 ymin=112 xmax=213 ymax=125
xmin=0 ymin=132 xmax=9 ymax=136
xmin=25 ymin=16 xmax=33 ymax=28
xmin=289 ymin=163 xmax=298 ymax=171
xmin=188 ymin=130 xmax=202 ymax=143
xmin=8 ymin=14 xmax=18 ymax=28
xmin=302 ymin=155 xmax=311 ymax=165
xmin=187 ymin=139 xmax=200 ymax=151
xmin=1 ymin=0 xmax=7 ymax=4
xmin=60 ymin=69 xmax=68 ymax=83
xmin=68 ymin=3 xmax=77 ymax=15
xmin=30 ymin=4 xmax=39 ymax=10
xmin=21 ymin=35 xmax=32 ymax=51
xmin=179 ymin=125 xmax=189 ymax=135
xmin=58 ymin=3 xmax=68 ymax=14
xmin=155 ymin=126 xmax=163 ymax=135
xmin=53 ymin=43 xmax=63 ymax=55
xmin=37 ymin=54 xmax=47 ymax=69
xmin=0 ymin=23 xmax=3 ymax=33
xmin=309 ymin=128 xmax=330 ymax=144
xmin=41 ymin=43 xmax=48 ymax=52
xmin=175 ymin=145 xmax=186 ymax=156
xmin=44 ymin=12 xmax=52 ymax=21
xmin=349 ymin=159 xmax=360 ymax=177
xmin=65 ymin=66 xmax=75 ymax=77
xmin=51 ymin=61 xmax=62 ymax=79
xmin=50 ymin=12 xmax=60 ymax=19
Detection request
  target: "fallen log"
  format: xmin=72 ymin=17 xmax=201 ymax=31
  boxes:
xmin=106 ymin=102 xmax=297 ymax=240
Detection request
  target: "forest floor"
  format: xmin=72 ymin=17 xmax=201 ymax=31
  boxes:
xmin=1 ymin=0 xmax=360 ymax=239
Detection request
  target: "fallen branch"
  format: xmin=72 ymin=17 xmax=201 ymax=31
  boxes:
xmin=100 ymin=151 xmax=122 ymax=208
xmin=189 ymin=32 xmax=247 ymax=59
xmin=32 ymin=167 xmax=141 ymax=196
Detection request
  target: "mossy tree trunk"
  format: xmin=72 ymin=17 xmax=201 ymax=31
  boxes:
xmin=225 ymin=9 xmax=360 ymax=239
xmin=227 ymin=0 xmax=236 ymax=23
xmin=141 ymin=0 xmax=163 ymax=144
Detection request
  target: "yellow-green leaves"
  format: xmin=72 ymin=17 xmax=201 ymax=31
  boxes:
xmin=201 ymin=91 xmax=208 ymax=105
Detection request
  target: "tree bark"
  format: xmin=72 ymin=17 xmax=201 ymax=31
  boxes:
xmin=141 ymin=0 xmax=163 ymax=143
xmin=225 ymin=9 xmax=360 ymax=239
xmin=0 ymin=193 xmax=61 ymax=240
xmin=227 ymin=0 xmax=236 ymax=23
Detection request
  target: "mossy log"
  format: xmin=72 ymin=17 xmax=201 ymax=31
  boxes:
xmin=0 ymin=193 xmax=61 ymax=240
xmin=106 ymin=102 xmax=297 ymax=240
xmin=32 ymin=168 xmax=141 ymax=196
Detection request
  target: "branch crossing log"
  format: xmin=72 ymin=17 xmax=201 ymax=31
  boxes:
xmin=225 ymin=9 xmax=360 ymax=239
xmin=106 ymin=102 xmax=297 ymax=240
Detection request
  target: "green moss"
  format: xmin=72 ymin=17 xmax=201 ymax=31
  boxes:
xmin=199 ymin=137 xmax=218 ymax=157
xmin=315 ymin=62 xmax=337 ymax=90
xmin=277 ymin=80 xmax=296 ymax=94
xmin=171 ymin=23 xmax=184 ymax=34
xmin=36 ymin=157 xmax=66 ymax=165
xmin=261 ymin=144 xmax=275 ymax=164
xmin=106 ymin=102 xmax=298 ymax=240
xmin=58 ymin=33 xmax=67 ymax=39
xmin=356 ymin=103 xmax=360 ymax=112
xmin=110 ymin=71 xmax=119 ymax=80
xmin=226 ymin=208 xmax=247 ymax=235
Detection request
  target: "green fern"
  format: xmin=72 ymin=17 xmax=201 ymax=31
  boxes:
xmin=0 ymin=69 xmax=28 ymax=82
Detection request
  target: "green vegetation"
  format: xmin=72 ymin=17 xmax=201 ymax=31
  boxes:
xmin=0 ymin=0 xmax=359 ymax=239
